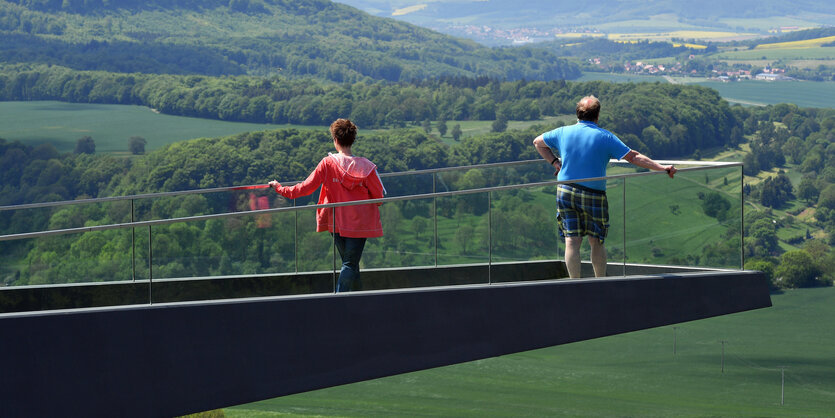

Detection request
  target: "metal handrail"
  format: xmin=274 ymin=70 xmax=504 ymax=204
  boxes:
xmin=0 ymin=159 xmax=735 ymax=212
xmin=0 ymin=161 xmax=741 ymax=242
xmin=0 ymin=159 xmax=541 ymax=211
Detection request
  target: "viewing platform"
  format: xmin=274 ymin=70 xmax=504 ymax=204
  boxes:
xmin=0 ymin=159 xmax=771 ymax=417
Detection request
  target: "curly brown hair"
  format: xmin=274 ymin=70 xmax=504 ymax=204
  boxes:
xmin=330 ymin=118 xmax=358 ymax=147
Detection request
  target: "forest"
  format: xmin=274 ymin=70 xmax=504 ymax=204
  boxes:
xmin=0 ymin=64 xmax=738 ymax=155
xmin=0 ymin=0 xmax=580 ymax=82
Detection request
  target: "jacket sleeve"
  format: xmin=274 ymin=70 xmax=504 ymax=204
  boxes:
xmin=276 ymin=159 xmax=326 ymax=199
xmin=367 ymin=169 xmax=385 ymax=204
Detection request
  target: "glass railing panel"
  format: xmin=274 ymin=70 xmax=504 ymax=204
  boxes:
xmin=433 ymin=161 xmax=552 ymax=193
xmin=361 ymin=197 xmax=435 ymax=271
xmin=0 ymin=199 xmax=136 ymax=235
xmin=435 ymin=192 xmax=489 ymax=279
xmin=133 ymin=187 xmax=308 ymax=222
xmin=695 ymin=165 xmax=743 ymax=269
xmin=148 ymin=210 xmax=301 ymax=280
xmin=623 ymin=165 xmax=743 ymax=272
xmin=489 ymin=186 xmax=561 ymax=265
xmin=294 ymin=208 xmax=334 ymax=276
xmin=5 ymin=229 xmax=134 ymax=286
xmin=604 ymin=178 xmax=627 ymax=277
xmin=0 ymin=207 xmax=51 ymax=236
xmin=379 ymin=173 xmax=435 ymax=197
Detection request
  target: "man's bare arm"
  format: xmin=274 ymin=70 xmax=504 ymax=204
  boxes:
xmin=623 ymin=150 xmax=676 ymax=178
xmin=533 ymin=135 xmax=561 ymax=174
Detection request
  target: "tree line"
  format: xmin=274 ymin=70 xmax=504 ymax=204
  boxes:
xmin=0 ymin=64 xmax=737 ymax=159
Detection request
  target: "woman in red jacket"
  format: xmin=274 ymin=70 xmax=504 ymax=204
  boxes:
xmin=269 ymin=119 xmax=385 ymax=292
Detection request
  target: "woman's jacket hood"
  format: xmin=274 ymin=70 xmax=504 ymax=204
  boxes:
xmin=328 ymin=153 xmax=378 ymax=191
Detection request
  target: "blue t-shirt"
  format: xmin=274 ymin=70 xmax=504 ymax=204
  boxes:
xmin=542 ymin=121 xmax=631 ymax=191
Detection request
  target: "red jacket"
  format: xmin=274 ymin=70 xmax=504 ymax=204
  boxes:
xmin=275 ymin=153 xmax=385 ymax=238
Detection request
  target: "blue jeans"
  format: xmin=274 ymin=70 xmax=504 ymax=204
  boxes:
xmin=333 ymin=233 xmax=366 ymax=292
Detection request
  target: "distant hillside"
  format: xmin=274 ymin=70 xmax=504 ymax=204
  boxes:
xmin=342 ymin=0 xmax=835 ymax=27
xmin=0 ymin=0 xmax=580 ymax=81
xmin=340 ymin=0 xmax=835 ymax=46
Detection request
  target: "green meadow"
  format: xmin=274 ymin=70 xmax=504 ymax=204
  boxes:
xmin=717 ymin=47 xmax=835 ymax=61
xmin=577 ymin=73 xmax=835 ymax=109
xmin=227 ymin=286 xmax=835 ymax=417
xmin=0 ymin=100 xmax=570 ymax=152
xmin=0 ymin=101 xmax=324 ymax=154
xmin=694 ymin=80 xmax=835 ymax=108
xmin=717 ymin=16 xmax=830 ymax=32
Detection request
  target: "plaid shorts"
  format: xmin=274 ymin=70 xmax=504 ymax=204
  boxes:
xmin=556 ymin=183 xmax=609 ymax=243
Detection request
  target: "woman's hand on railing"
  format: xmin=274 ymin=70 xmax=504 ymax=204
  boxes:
xmin=664 ymin=165 xmax=677 ymax=178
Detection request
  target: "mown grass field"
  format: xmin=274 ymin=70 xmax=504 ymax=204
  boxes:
xmin=226 ymin=287 xmax=835 ymax=417
xmin=0 ymin=101 xmax=324 ymax=154
xmin=0 ymin=101 xmax=571 ymax=153
xmin=693 ymin=80 xmax=835 ymax=108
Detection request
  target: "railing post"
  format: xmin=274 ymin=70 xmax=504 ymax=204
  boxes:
xmin=131 ymin=199 xmax=136 ymax=282
xmin=294 ymin=198 xmax=298 ymax=274
xmin=488 ymin=191 xmax=492 ymax=285
xmin=433 ymin=174 xmax=438 ymax=268
xmin=148 ymin=225 xmax=153 ymax=305
xmin=623 ymin=177 xmax=627 ymax=277
xmin=740 ymin=166 xmax=745 ymax=270
xmin=332 ymin=206 xmax=337 ymax=293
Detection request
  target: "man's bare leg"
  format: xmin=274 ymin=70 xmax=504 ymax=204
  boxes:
xmin=564 ymin=236 xmax=583 ymax=278
xmin=589 ymin=237 xmax=607 ymax=277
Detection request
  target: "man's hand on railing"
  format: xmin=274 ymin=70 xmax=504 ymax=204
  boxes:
xmin=268 ymin=180 xmax=282 ymax=191
xmin=664 ymin=165 xmax=677 ymax=178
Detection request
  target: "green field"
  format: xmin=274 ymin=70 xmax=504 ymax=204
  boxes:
xmin=0 ymin=101 xmax=324 ymax=154
xmin=227 ymin=287 xmax=835 ymax=417
xmin=694 ymin=80 xmax=835 ymax=108
xmin=717 ymin=17 xmax=828 ymax=32
xmin=577 ymin=73 xmax=835 ymax=109
xmin=0 ymin=101 xmax=571 ymax=153
xmin=717 ymin=47 xmax=835 ymax=61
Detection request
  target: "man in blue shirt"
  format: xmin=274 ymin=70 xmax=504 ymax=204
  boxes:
xmin=533 ymin=95 xmax=677 ymax=278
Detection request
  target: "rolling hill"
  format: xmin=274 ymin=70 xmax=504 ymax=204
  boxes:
xmin=0 ymin=0 xmax=580 ymax=82
xmin=340 ymin=0 xmax=835 ymax=45
xmin=341 ymin=0 xmax=835 ymax=28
